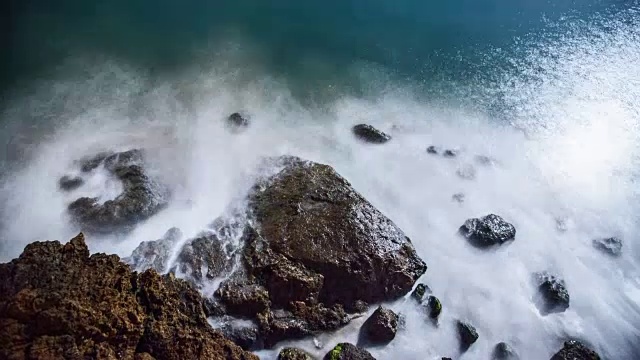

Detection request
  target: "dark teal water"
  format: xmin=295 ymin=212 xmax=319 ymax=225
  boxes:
xmin=2 ymin=0 xmax=626 ymax=95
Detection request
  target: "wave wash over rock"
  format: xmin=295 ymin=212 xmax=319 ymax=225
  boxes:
xmin=245 ymin=156 xmax=427 ymax=306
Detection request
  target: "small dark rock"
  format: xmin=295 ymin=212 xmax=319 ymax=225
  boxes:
xmin=423 ymin=295 xmax=442 ymax=320
xmin=228 ymin=112 xmax=250 ymax=129
xmin=457 ymin=320 xmax=479 ymax=351
xmin=442 ymin=358 xmax=453 ymax=360
xmin=427 ymin=146 xmax=439 ymax=154
xmin=352 ymin=300 xmax=369 ymax=313
xmin=220 ymin=322 xmax=261 ymax=350
xmin=456 ymin=164 xmax=476 ymax=180
xmin=459 ymin=214 xmax=516 ymax=248
xmin=257 ymin=309 xmax=313 ymax=348
xmin=359 ymin=306 xmax=398 ymax=345
xmin=452 ymin=193 xmax=465 ymax=203
xmin=215 ymin=282 xmax=271 ymax=318
xmin=411 ymin=283 xmax=431 ymax=302
xmin=58 ymin=175 xmax=84 ymax=191
xmin=534 ymin=272 xmax=570 ymax=315
xmin=352 ymin=124 xmax=391 ymax=144
xmin=443 ymin=149 xmax=458 ymax=158
xmin=493 ymin=342 xmax=518 ymax=360
xmin=278 ymin=347 xmax=314 ymax=360
xmin=323 ymin=343 xmax=376 ymax=360
xmin=550 ymin=340 xmax=600 ymax=360
xmin=592 ymin=237 xmax=622 ymax=256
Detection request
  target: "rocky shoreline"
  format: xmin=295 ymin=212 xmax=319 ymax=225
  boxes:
xmin=0 ymin=122 xmax=606 ymax=359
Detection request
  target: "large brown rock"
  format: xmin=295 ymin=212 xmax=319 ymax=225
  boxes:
xmin=0 ymin=233 xmax=257 ymax=360
xmin=246 ymin=156 xmax=427 ymax=308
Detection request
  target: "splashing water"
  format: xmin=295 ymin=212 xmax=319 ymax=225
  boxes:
xmin=1 ymin=5 xmax=640 ymax=360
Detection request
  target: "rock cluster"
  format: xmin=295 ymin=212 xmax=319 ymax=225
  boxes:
xmin=0 ymin=233 xmax=256 ymax=360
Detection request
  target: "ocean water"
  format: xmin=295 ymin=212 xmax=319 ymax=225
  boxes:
xmin=1 ymin=1 xmax=640 ymax=359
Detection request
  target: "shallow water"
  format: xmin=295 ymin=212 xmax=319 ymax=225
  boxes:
xmin=1 ymin=1 xmax=640 ymax=359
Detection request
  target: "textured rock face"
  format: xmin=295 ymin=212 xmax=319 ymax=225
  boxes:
xmin=457 ymin=320 xmax=479 ymax=351
xmin=351 ymin=124 xmax=391 ymax=144
xmin=0 ymin=234 xmax=257 ymax=360
xmin=459 ymin=214 xmax=516 ymax=248
xmin=592 ymin=237 xmax=623 ymax=256
xmin=550 ymin=340 xmax=601 ymax=360
xmin=359 ymin=306 xmax=398 ymax=345
xmin=247 ymin=156 xmax=426 ymax=307
xmin=67 ymin=149 xmax=170 ymax=234
xmin=493 ymin=342 xmax=519 ymax=360
xmin=323 ymin=343 xmax=376 ymax=360
xmin=534 ymin=272 xmax=570 ymax=315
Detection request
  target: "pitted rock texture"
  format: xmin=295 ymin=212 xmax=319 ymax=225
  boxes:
xmin=0 ymin=233 xmax=257 ymax=360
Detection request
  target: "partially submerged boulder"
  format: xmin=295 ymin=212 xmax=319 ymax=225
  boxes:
xmin=68 ymin=149 xmax=170 ymax=234
xmin=323 ymin=343 xmax=376 ymax=360
xmin=227 ymin=112 xmax=250 ymax=130
xmin=359 ymin=306 xmax=398 ymax=345
xmin=459 ymin=214 xmax=516 ymax=248
xmin=58 ymin=175 xmax=84 ymax=191
xmin=534 ymin=272 xmax=570 ymax=315
xmin=352 ymin=124 xmax=391 ymax=144
xmin=279 ymin=347 xmax=314 ymax=360
xmin=247 ymin=156 xmax=426 ymax=308
xmin=550 ymin=340 xmax=600 ymax=360
xmin=493 ymin=342 xmax=519 ymax=360
xmin=592 ymin=237 xmax=622 ymax=257
xmin=457 ymin=320 xmax=479 ymax=352
xmin=423 ymin=295 xmax=442 ymax=320
xmin=0 ymin=234 xmax=257 ymax=360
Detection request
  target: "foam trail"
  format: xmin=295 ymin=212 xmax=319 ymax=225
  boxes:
xmin=1 ymin=6 xmax=639 ymax=360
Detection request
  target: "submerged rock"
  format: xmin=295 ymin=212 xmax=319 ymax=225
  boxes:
xmin=534 ymin=272 xmax=570 ymax=315
xmin=352 ymin=124 xmax=391 ymax=144
xmin=58 ymin=175 xmax=84 ymax=191
xmin=457 ymin=320 xmax=479 ymax=351
xmin=592 ymin=237 xmax=623 ymax=257
xmin=474 ymin=155 xmax=495 ymax=166
xmin=456 ymin=164 xmax=477 ymax=180
xmin=278 ymin=347 xmax=314 ymax=360
xmin=443 ymin=149 xmax=458 ymax=158
xmin=493 ymin=342 xmax=519 ymax=360
xmin=67 ymin=149 xmax=170 ymax=234
xmin=452 ymin=193 xmax=465 ymax=203
xmin=323 ymin=343 xmax=376 ymax=360
xmin=459 ymin=214 xmax=516 ymax=248
xmin=0 ymin=234 xmax=257 ymax=360
xmin=227 ymin=112 xmax=250 ymax=130
xmin=359 ymin=306 xmax=398 ymax=345
xmin=550 ymin=340 xmax=601 ymax=360
xmin=426 ymin=146 xmax=440 ymax=154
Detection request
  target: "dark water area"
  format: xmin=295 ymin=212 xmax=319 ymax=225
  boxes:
xmin=1 ymin=0 xmax=627 ymax=98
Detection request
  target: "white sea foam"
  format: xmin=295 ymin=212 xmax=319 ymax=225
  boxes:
xmin=0 ymin=8 xmax=639 ymax=360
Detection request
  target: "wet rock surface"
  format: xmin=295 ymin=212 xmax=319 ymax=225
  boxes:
xmin=323 ymin=343 xmax=376 ymax=360
xmin=58 ymin=175 xmax=84 ymax=191
xmin=126 ymin=227 xmax=182 ymax=273
xmin=278 ymin=347 xmax=314 ymax=360
xmin=67 ymin=149 xmax=170 ymax=234
xmin=457 ymin=320 xmax=479 ymax=351
xmin=493 ymin=342 xmax=519 ymax=359
xmin=227 ymin=112 xmax=250 ymax=130
xmin=359 ymin=306 xmax=398 ymax=345
xmin=0 ymin=234 xmax=257 ymax=360
xmin=534 ymin=272 xmax=570 ymax=315
xmin=459 ymin=214 xmax=516 ymax=248
xmin=352 ymin=124 xmax=391 ymax=144
xmin=550 ymin=340 xmax=601 ymax=360
xmin=423 ymin=295 xmax=442 ymax=320
xmin=592 ymin=237 xmax=622 ymax=256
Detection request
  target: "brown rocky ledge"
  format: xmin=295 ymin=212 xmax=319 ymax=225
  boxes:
xmin=0 ymin=233 xmax=257 ymax=360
